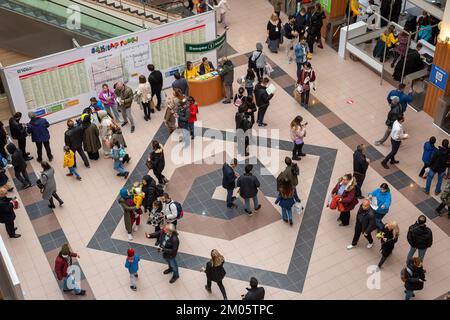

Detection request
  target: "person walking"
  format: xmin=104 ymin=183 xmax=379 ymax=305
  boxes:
xmin=377 ymin=220 xmax=400 ymax=268
xmin=381 ymin=114 xmax=408 ymax=169
xmin=0 ymin=187 xmax=21 ymax=238
xmin=115 ymin=81 xmax=135 ymax=133
xmin=294 ymin=37 xmax=309 ymax=77
xmin=147 ymin=64 xmax=163 ymax=111
xmin=241 ymin=277 xmax=265 ymax=300
xmin=353 ymin=144 xmax=369 ymax=199
xmin=161 ymin=223 xmax=180 ymax=284
xmin=330 ymin=174 xmax=358 ymax=226
xmin=148 ymin=140 xmax=168 ymax=185
xmin=63 ymin=146 xmax=81 ymax=181
xmin=368 ymin=183 xmax=392 ymax=230
xmin=243 ymin=68 xmax=256 ymax=97
xmin=374 ymin=96 xmax=403 ymax=146
xmin=222 ymin=158 xmax=238 ymax=208
xmin=218 ymin=57 xmax=234 ymax=104
xmin=64 ymin=119 xmax=90 ymax=167
xmin=235 ymin=105 xmax=252 ymax=156
xmin=297 ymin=62 xmax=316 ymax=109
xmin=347 ymin=199 xmax=376 ymax=249
xmin=254 ymin=77 xmax=274 ymax=127
xmin=98 ymin=84 xmax=121 ymax=122
xmin=54 ymin=244 xmax=86 ymax=296
xmin=249 ymin=43 xmax=266 ymax=82
xmin=215 ymin=0 xmax=231 ymax=29
xmin=201 ymin=249 xmax=228 ymax=300
xmin=290 ymin=116 xmax=307 ymax=161
xmin=39 ymin=161 xmax=63 ymax=209
xmin=125 ymin=248 xmax=140 ymax=291
xmin=9 ymin=112 xmax=33 ymax=161
xmin=424 ymin=139 xmax=449 ymax=195
xmin=136 ymin=75 xmax=153 ymax=121
xmin=267 ymin=13 xmax=282 ymax=53
xmin=81 ymin=114 xmax=101 ymax=161
xmin=27 ymin=111 xmax=53 ymax=162
xmin=406 ymin=215 xmax=433 ymax=263
xmin=436 ymin=180 xmax=450 ymax=218
xmin=237 ymin=164 xmax=261 ymax=216
xmin=188 ymin=96 xmax=198 ymax=139
xmin=177 ymin=99 xmax=191 ymax=148
xmin=6 ymin=143 xmax=32 ymax=189
xmin=275 ymin=178 xmax=300 ymax=225
xmin=402 ymin=257 xmax=426 ymax=300
xmin=419 ymin=136 xmax=437 ymax=178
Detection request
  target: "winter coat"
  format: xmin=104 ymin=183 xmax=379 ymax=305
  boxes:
xmin=177 ymin=104 xmax=190 ymax=128
xmin=137 ymin=82 xmax=152 ymax=103
xmin=54 ymin=252 xmax=77 ymax=280
xmin=421 ymin=141 xmax=437 ymax=164
xmin=331 ymin=179 xmax=358 ymax=212
xmin=82 ymin=118 xmax=101 ymax=153
xmin=237 ymin=173 xmax=260 ymax=199
xmin=407 ymin=222 xmax=433 ymax=249
xmin=64 ymin=125 xmax=84 ymax=150
xmin=119 ymin=197 xmax=134 ymax=234
xmin=277 ymin=164 xmax=299 ymax=187
xmin=222 ymin=163 xmax=236 ymax=190
xmin=275 ymin=189 xmax=300 ymax=209
xmin=404 ymin=261 xmax=426 ymax=291
xmin=219 ymin=60 xmax=234 ymax=86
xmin=393 ymin=50 xmax=424 ymax=81
xmin=429 ymin=146 xmax=449 ymax=173
xmin=98 ymin=88 xmax=116 ymax=108
xmin=27 ymin=117 xmax=50 ymax=143
xmin=150 ymin=145 xmax=165 ymax=175
xmin=125 ymin=255 xmax=140 ymax=274
xmin=8 ymin=145 xmax=27 ymax=172
xmin=148 ymin=70 xmax=163 ymax=92
xmin=142 ymin=175 xmax=157 ymax=210
xmin=172 ymin=78 xmax=189 ymax=96
xmin=40 ymin=168 xmax=57 ymax=200
xmin=189 ymin=103 xmax=198 ymax=123
xmin=369 ymin=188 xmax=391 ymax=215
xmin=162 ymin=232 xmax=179 ymax=259
xmin=355 ymin=205 xmax=377 ymax=234
xmin=298 ymin=69 xmax=316 ymax=91
xmin=9 ymin=117 xmax=27 ymax=140
xmin=254 ymin=84 xmax=273 ymax=108
xmin=205 ymin=261 xmax=226 ymax=283
xmin=380 ymin=225 xmax=398 ymax=257
xmin=440 ymin=182 xmax=450 ymax=206
xmin=63 ymin=150 xmax=75 ymax=168
xmin=115 ymin=85 xmax=134 ymax=109
xmin=385 ymin=104 xmax=402 ymax=128
xmin=243 ymin=286 xmax=265 ymax=300
xmin=353 ymin=149 xmax=368 ymax=175
xmin=199 ymin=61 xmax=215 ymax=75
xmin=0 ymin=196 xmax=16 ymax=223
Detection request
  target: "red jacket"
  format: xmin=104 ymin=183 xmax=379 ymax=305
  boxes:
xmin=188 ymin=102 xmax=198 ymax=123
xmin=54 ymin=252 xmax=78 ymax=280
xmin=331 ymin=181 xmax=358 ymax=212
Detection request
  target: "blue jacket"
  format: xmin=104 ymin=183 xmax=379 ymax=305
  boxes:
xmin=91 ymin=101 xmax=104 ymax=111
xmin=27 ymin=118 xmax=50 ymax=143
xmin=387 ymin=90 xmax=413 ymax=113
xmin=275 ymin=189 xmax=300 ymax=209
xmin=125 ymin=255 xmax=140 ymax=274
xmin=422 ymin=141 xmax=437 ymax=164
xmin=418 ymin=25 xmax=432 ymax=42
xmin=369 ymin=188 xmax=391 ymax=215
xmin=294 ymin=43 xmax=307 ymax=64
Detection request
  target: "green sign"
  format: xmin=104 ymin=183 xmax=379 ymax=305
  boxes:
xmin=320 ymin=0 xmax=331 ymax=13
xmin=185 ymin=32 xmax=227 ymax=53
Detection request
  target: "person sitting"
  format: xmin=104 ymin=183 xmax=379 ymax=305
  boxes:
xmin=393 ymin=43 xmax=424 ymax=81
xmin=199 ymin=57 xmax=215 ymax=75
xmin=183 ymin=61 xmax=199 ymax=79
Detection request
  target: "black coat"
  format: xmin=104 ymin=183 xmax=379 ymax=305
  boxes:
xmin=407 ymin=222 xmax=433 ymax=249
xmin=9 ymin=117 xmax=27 ymax=140
xmin=237 ymin=173 xmax=260 ymax=199
xmin=142 ymin=175 xmax=157 ymax=210
xmin=404 ymin=261 xmax=426 ymax=291
xmin=429 ymin=146 xmax=449 ymax=173
xmin=380 ymin=226 xmax=398 ymax=257
xmin=355 ymin=206 xmax=376 ymax=234
xmin=150 ymin=148 xmax=165 ymax=175
xmin=393 ymin=50 xmax=424 ymax=81
xmin=353 ymin=150 xmax=368 ymax=175
xmin=0 ymin=196 xmax=15 ymax=223
xmin=254 ymin=84 xmax=273 ymax=108
xmin=10 ymin=148 xmax=27 ymax=172
xmin=222 ymin=163 xmax=236 ymax=190
xmin=148 ymin=70 xmax=163 ymax=92
xmin=199 ymin=62 xmax=215 ymax=75
xmin=162 ymin=232 xmax=179 ymax=259
xmin=385 ymin=104 xmax=402 ymax=128
xmin=243 ymin=286 xmax=265 ymax=300
xmin=64 ymin=125 xmax=84 ymax=150
xmin=205 ymin=261 xmax=226 ymax=283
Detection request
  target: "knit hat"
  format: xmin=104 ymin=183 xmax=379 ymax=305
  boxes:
xmin=60 ymin=243 xmax=70 ymax=256
xmin=256 ymin=42 xmax=263 ymax=51
xmin=127 ymin=248 xmax=135 ymax=257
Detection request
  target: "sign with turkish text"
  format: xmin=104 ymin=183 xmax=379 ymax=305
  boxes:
xmin=185 ymin=32 xmax=227 ymax=53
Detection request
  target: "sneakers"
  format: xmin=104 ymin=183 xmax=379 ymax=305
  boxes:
xmin=367 ymin=243 xmax=373 ymax=249
xmin=346 ymin=244 xmax=355 ymax=250
xmin=127 ymin=233 xmax=134 ymax=241
xmin=130 ymin=286 xmax=137 ymax=291
xmin=169 ymin=276 xmax=179 ymax=284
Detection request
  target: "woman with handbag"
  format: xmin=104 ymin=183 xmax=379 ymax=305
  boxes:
xmin=38 ymin=161 xmax=63 ymax=209
xmin=137 ymin=75 xmax=153 ymax=121
xmin=297 ymin=62 xmax=316 ymax=109
xmin=403 ymin=257 xmax=426 ymax=300
xmin=201 ymin=249 xmax=228 ymax=300
xmin=275 ymin=178 xmax=300 ymax=226
xmin=266 ymin=13 xmax=282 ymax=53
xmin=330 ymin=174 xmax=358 ymax=226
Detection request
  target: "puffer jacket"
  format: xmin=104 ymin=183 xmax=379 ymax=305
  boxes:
xmin=407 ymin=222 xmax=433 ymax=249
xmin=237 ymin=173 xmax=260 ymax=199
xmin=27 ymin=117 xmax=50 ymax=143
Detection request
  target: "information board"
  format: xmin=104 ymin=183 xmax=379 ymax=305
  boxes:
xmin=429 ymin=64 xmax=449 ymax=91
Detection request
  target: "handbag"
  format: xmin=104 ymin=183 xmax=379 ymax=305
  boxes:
xmin=294 ymin=202 xmax=303 ymax=215
xmin=307 ymin=52 xmax=313 ymax=60
xmin=329 ymin=195 xmax=340 ymax=210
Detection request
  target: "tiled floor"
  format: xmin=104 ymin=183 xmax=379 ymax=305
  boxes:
xmin=1 ymin=0 xmax=450 ymax=300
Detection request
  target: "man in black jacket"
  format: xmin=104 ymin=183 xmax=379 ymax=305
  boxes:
xmin=222 ymin=158 xmax=238 ymax=208
xmin=254 ymin=78 xmax=274 ymax=127
xmin=236 ymin=164 xmax=261 ymax=215
xmin=353 ymin=144 xmax=370 ymax=199
xmin=147 ymin=64 xmax=163 ymax=111
xmin=161 ymin=223 xmax=180 ymax=284
xmin=64 ymin=119 xmax=90 ymax=168
xmin=6 ymin=143 xmax=31 ymax=189
xmin=347 ymin=199 xmax=376 ymax=249
xmin=406 ymin=215 xmax=433 ymax=264
xmin=242 ymin=277 xmax=265 ymax=300
xmin=0 ymin=187 xmax=21 ymax=238
xmin=424 ymin=139 xmax=449 ymax=195
xmin=374 ymin=96 xmax=402 ymax=146
xmin=9 ymin=112 xmax=33 ymax=161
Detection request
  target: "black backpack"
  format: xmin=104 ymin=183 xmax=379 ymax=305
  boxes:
xmin=248 ymin=51 xmax=262 ymax=70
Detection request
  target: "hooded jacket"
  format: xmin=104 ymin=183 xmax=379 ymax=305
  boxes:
xmin=407 ymin=222 xmax=433 ymax=249
xmin=150 ymin=144 xmax=165 ymax=175
xmin=125 ymin=255 xmax=140 ymax=274
xmin=368 ymin=188 xmax=391 ymax=215
xmin=27 ymin=117 xmax=50 ymax=143
xmin=421 ymin=141 xmax=437 ymax=164
xmin=142 ymin=175 xmax=157 ymax=210
xmin=6 ymin=144 xmax=27 ymax=172
xmin=404 ymin=260 xmax=426 ymax=291
xmin=331 ymin=177 xmax=358 ymax=212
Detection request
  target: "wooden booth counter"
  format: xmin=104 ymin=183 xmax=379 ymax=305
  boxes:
xmin=188 ymin=72 xmax=224 ymax=107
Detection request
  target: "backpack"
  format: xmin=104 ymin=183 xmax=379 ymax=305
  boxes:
xmin=171 ymin=201 xmax=184 ymax=219
xmin=248 ymin=51 xmax=262 ymax=70
xmin=234 ymin=95 xmax=244 ymax=107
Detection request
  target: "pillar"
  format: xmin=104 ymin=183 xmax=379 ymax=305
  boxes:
xmin=423 ymin=5 xmax=450 ymax=118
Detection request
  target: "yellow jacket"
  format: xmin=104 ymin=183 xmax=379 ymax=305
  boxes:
xmin=63 ymin=150 xmax=75 ymax=168
xmin=184 ymin=66 xmax=199 ymax=79
xmin=351 ymin=0 xmax=362 ymax=16
xmin=381 ymin=32 xmax=398 ymax=47
xmin=133 ymin=194 xmax=145 ymax=209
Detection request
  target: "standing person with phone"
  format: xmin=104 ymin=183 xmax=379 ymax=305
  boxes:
xmin=290 ymin=116 xmax=307 ymax=161
xmin=201 ymin=249 xmax=227 ymax=300
xmin=297 ymin=62 xmax=316 ymax=109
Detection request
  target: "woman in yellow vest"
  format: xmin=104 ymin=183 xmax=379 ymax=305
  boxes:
xmin=183 ymin=61 xmax=199 ymax=79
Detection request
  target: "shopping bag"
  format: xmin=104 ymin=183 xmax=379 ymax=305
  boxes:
xmin=423 ymin=167 xmax=430 ymax=178
xmin=294 ymin=203 xmax=303 ymax=215
xmin=265 ymin=63 xmax=274 ymax=76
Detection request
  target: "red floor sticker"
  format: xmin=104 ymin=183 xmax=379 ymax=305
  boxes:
xmin=346 ymin=99 xmax=354 ymax=105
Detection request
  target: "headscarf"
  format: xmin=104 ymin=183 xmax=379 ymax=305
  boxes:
xmin=120 ymin=188 xmax=130 ymax=199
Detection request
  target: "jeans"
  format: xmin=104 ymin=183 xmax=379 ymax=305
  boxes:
xmin=63 ymin=274 xmax=81 ymax=294
xmin=188 ymin=122 xmax=195 ymax=138
xmin=296 ymin=62 xmax=304 ymax=76
xmin=281 ymin=207 xmax=293 ymax=221
xmin=406 ymin=247 xmax=427 ymax=264
xmin=104 ymin=103 xmax=121 ymax=122
xmin=120 ymin=106 xmax=135 ymax=126
xmin=405 ymin=290 xmax=414 ymax=300
xmin=129 ymin=272 xmax=137 ymax=287
xmin=68 ymin=166 xmax=80 ymax=178
xmin=244 ymin=196 xmax=259 ymax=212
xmin=301 ymin=90 xmax=310 ymax=106
xmin=226 ymin=188 xmax=234 ymax=207
xmin=114 ymin=160 xmax=126 ymax=174
xmin=374 ymin=212 xmax=385 ymax=231
xmin=165 ymin=258 xmax=179 ymax=278
xmin=425 ymin=169 xmax=445 ymax=193
xmin=246 ymin=87 xmax=254 ymax=97
xmin=382 ymin=139 xmax=401 ymax=164
xmin=257 ymin=105 xmax=268 ymax=124
xmin=35 ymin=141 xmax=52 ymax=161
xmin=179 ymin=127 xmax=190 ymax=148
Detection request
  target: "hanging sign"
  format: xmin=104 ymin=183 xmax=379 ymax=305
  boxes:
xmin=185 ymin=32 xmax=227 ymax=53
